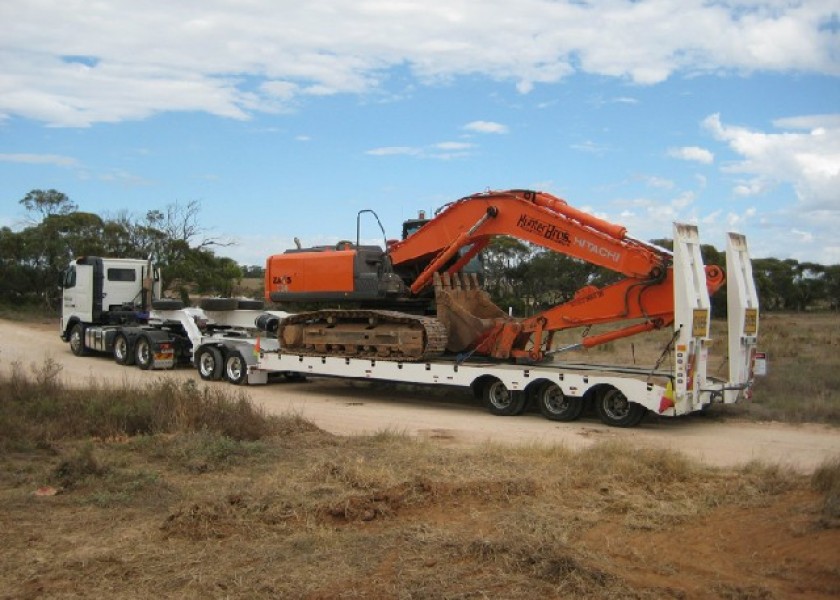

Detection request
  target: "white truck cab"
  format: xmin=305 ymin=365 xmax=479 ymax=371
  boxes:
xmin=60 ymin=256 xmax=161 ymax=335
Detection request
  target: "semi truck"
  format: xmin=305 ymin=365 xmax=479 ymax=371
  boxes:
xmin=59 ymin=256 xmax=288 ymax=380
xmin=60 ymin=190 xmax=762 ymax=427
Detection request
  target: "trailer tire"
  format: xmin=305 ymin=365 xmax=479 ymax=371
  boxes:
xmin=197 ymin=346 xmax=224 ymax=380
xmin=113 ymin=333 xmax=134 ymax=366
xmin=482 ymin=379 xmax=527 ymax=416
xmin=595 ymin=387 xmax=647 ymax=428
xmin=237 ymin=299 xmax=264 ymax=310
xmin=135 ymin=336 xmax=154 ymax=370
xmin=69 ymin=323 xmax=88 ymax=357
xmin=224 ymin=351 xmax=248 ymax=385
xmin=151 ymin=299 xmax=184 ymax=310
xmin=536 ymin=381 xmax=583 ymax=422
xmin=200 ymin=298 xmax=238 ymax=311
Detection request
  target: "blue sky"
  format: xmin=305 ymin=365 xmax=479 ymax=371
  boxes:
xmin=1 ymin=1 xmax=838 ymax=266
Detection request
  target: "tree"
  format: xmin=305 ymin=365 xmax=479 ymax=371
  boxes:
xmin=1 ymin=190 xmax=243 ymax=308
xmin=824 ymin=265 xmax=840 ymax=311
xmin=483 ymin=236 xmax=532 ymax=314
xmin=793 ymin=262 xmax=827 ymax=311
xmin=19 ymin=189 xmax=78 ymax=222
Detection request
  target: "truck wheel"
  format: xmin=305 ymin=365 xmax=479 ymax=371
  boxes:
xmin=200 ymin=298 xmax=238 ymax=311
xmin=69 ymin=323 xmax=88 ymax=357
xmin=151 ymin=299 xmax=184 ymax=310
xmin=197 ymin=346 xmax=223 ymax=380
xmin=482 ymin=379 xmax=527 ymax=416
xmin=237 ymin=299 xmax=264 ymax=310
xmin=536 ymin=382 xmax=583 ymax=422
xmin=595 ymin=387 xmax=647 ymax=428
xmin=224 ymin=351 xmax=248 ymax=385
xmin=135 ymin=336 xmax=154 ymax=370
xmin=113 ymin=333 xmax=135 ymax=366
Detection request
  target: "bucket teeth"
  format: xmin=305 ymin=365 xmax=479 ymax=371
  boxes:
xmin=434 ymin=270 xmax=509 ymax=352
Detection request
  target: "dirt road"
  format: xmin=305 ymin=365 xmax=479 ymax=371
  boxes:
xmin=3 ymin=318 xmax=838 ymax=472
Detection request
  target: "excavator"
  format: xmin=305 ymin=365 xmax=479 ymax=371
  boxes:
xmin=265 ymin=189 xmax=724 ymax=362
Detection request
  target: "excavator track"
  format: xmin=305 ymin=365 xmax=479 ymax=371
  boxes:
xmin=279 ymin=309 xmax=448 ymax=361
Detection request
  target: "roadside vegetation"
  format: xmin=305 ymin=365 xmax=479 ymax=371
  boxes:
xmin=550 ymin=310 xmax=840 ymax=426
xmin=1 ymin=362 xmax=838 ymax=598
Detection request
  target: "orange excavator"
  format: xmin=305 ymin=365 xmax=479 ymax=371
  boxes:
xmin=265 ymin=189 xmax=724 ymax=362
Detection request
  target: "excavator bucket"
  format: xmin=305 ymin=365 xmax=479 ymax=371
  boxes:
xmin=434 ymin=272 xmax=508 ymax=352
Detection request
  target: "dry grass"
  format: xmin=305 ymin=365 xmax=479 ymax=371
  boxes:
xmin=812 ymin=457 xmax=840 ymax=525
xmin=0 ymin=359 xmax=299 ymax=451
xmin=555 ymin=312 xmax=840 ymax=425
xmin=1 ymin=367 xmax=839 ymax=598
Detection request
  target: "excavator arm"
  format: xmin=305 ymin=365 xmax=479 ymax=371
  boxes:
xmin=388 ymin=189 xmax=724 ymax=360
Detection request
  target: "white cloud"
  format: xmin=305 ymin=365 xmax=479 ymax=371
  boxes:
xmin=463 ymin=121 xmax=509 ymax=135
xmin=570 ymin=140 xmax=610 ymax=155
xmin=1 ymin=1 xmax=836 ymax=126
xmin=703 ymin=112 xmax=840 ymax=211
xmin=366 ymin=139 xmax=475 ymax=160
xmin=365 ymin=146 xmax=422 ymax=156
xmin=671 ymin=191 xmax=695 ymax=209
xmin=645 ymin=176 xmax=675 ymax=190
xmin=668 ymin=146 xmax=714 ymax=164
xmin=0 ymin=153 xmax=79 ymax=167
xmin=435 ymin=141 xmax=474 ymax=151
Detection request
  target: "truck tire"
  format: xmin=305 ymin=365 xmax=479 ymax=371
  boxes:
xmin=113 ymin=333 xmax=135 ymax=366
xmin=536 ymin=381 xmax=583 ymax=422
xmin=595 ymin=387 xmax=647 ymax=427
xmin=135 ymin=336 xmax=154 ymax=370
xmin=224 ymin=351 xmax=248 ymax=385
xmin=237 ymin=299 xmax=264 ymax=310
xmin=482 ymin=379 xmax=527 ymax=416
xmin=69 ymin=323 xmax=88 ymax=357
xmin=200 ymin=298 xmax=238 ymax=311
xmin=196 ymin=346 xmax=224 ymax=380
xmin=151 ymin=299 xmax=184 ymax=310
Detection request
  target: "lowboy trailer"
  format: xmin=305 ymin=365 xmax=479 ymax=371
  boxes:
xmin=206 ymin=225 xmax=763 ymax=428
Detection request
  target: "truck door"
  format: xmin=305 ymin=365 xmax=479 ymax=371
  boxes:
xmin=62 ymin=263 xmax=94 ymax=325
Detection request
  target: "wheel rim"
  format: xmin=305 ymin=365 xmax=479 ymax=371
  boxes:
xmin=70 ymin=329 xmax=82 ymax=353
xmin=488 ymin=381 xmax=511 ymax=410
xmin=541 ymin=384 xmax=569 ymax=415
xmin=227 ymin=355 xmax=244 ymax=381
xmin=137 ymin=340 xmax=150 ymax=365
xmin=199 ymin=351 xmax=216 ymax=377
xmin=601 ymin=389 xmax=631 ymax=420
xmin=115 ymin=337 xmax=127 ymax=361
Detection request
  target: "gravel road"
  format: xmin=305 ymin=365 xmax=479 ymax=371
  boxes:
xmin=3 ymin=318 xmax=838 ymax=472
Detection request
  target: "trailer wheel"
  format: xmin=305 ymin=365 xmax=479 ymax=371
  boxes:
xmin=482 ymin=379 xmax=527 ymax=416
xmin=69 ymin=323 xmax=88 ymax=357
xmin=237 ymin=299 xmax=264 ymax=310
xmin=536 ymin=382 xmax=583 ymax=422
xmin=200 ymin=297 xmax=238 ymax=311
xmin=113 ymin=333 xmax=134 ymax=366
xmin=224 ymin=351 xmax=248 ymax=385
xmin=135 ymin=336 xmax=153 ymax=370
xmin=196 ymin=346 xmax=223 ymax=380
xmin=151 ymin=299 xmax=184 ymax=310
xmin=595 ymin=387 xmax=647 ymax=428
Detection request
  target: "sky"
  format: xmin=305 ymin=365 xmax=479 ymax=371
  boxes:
xmin=1 ymin=0 xmax=838 ymax=267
